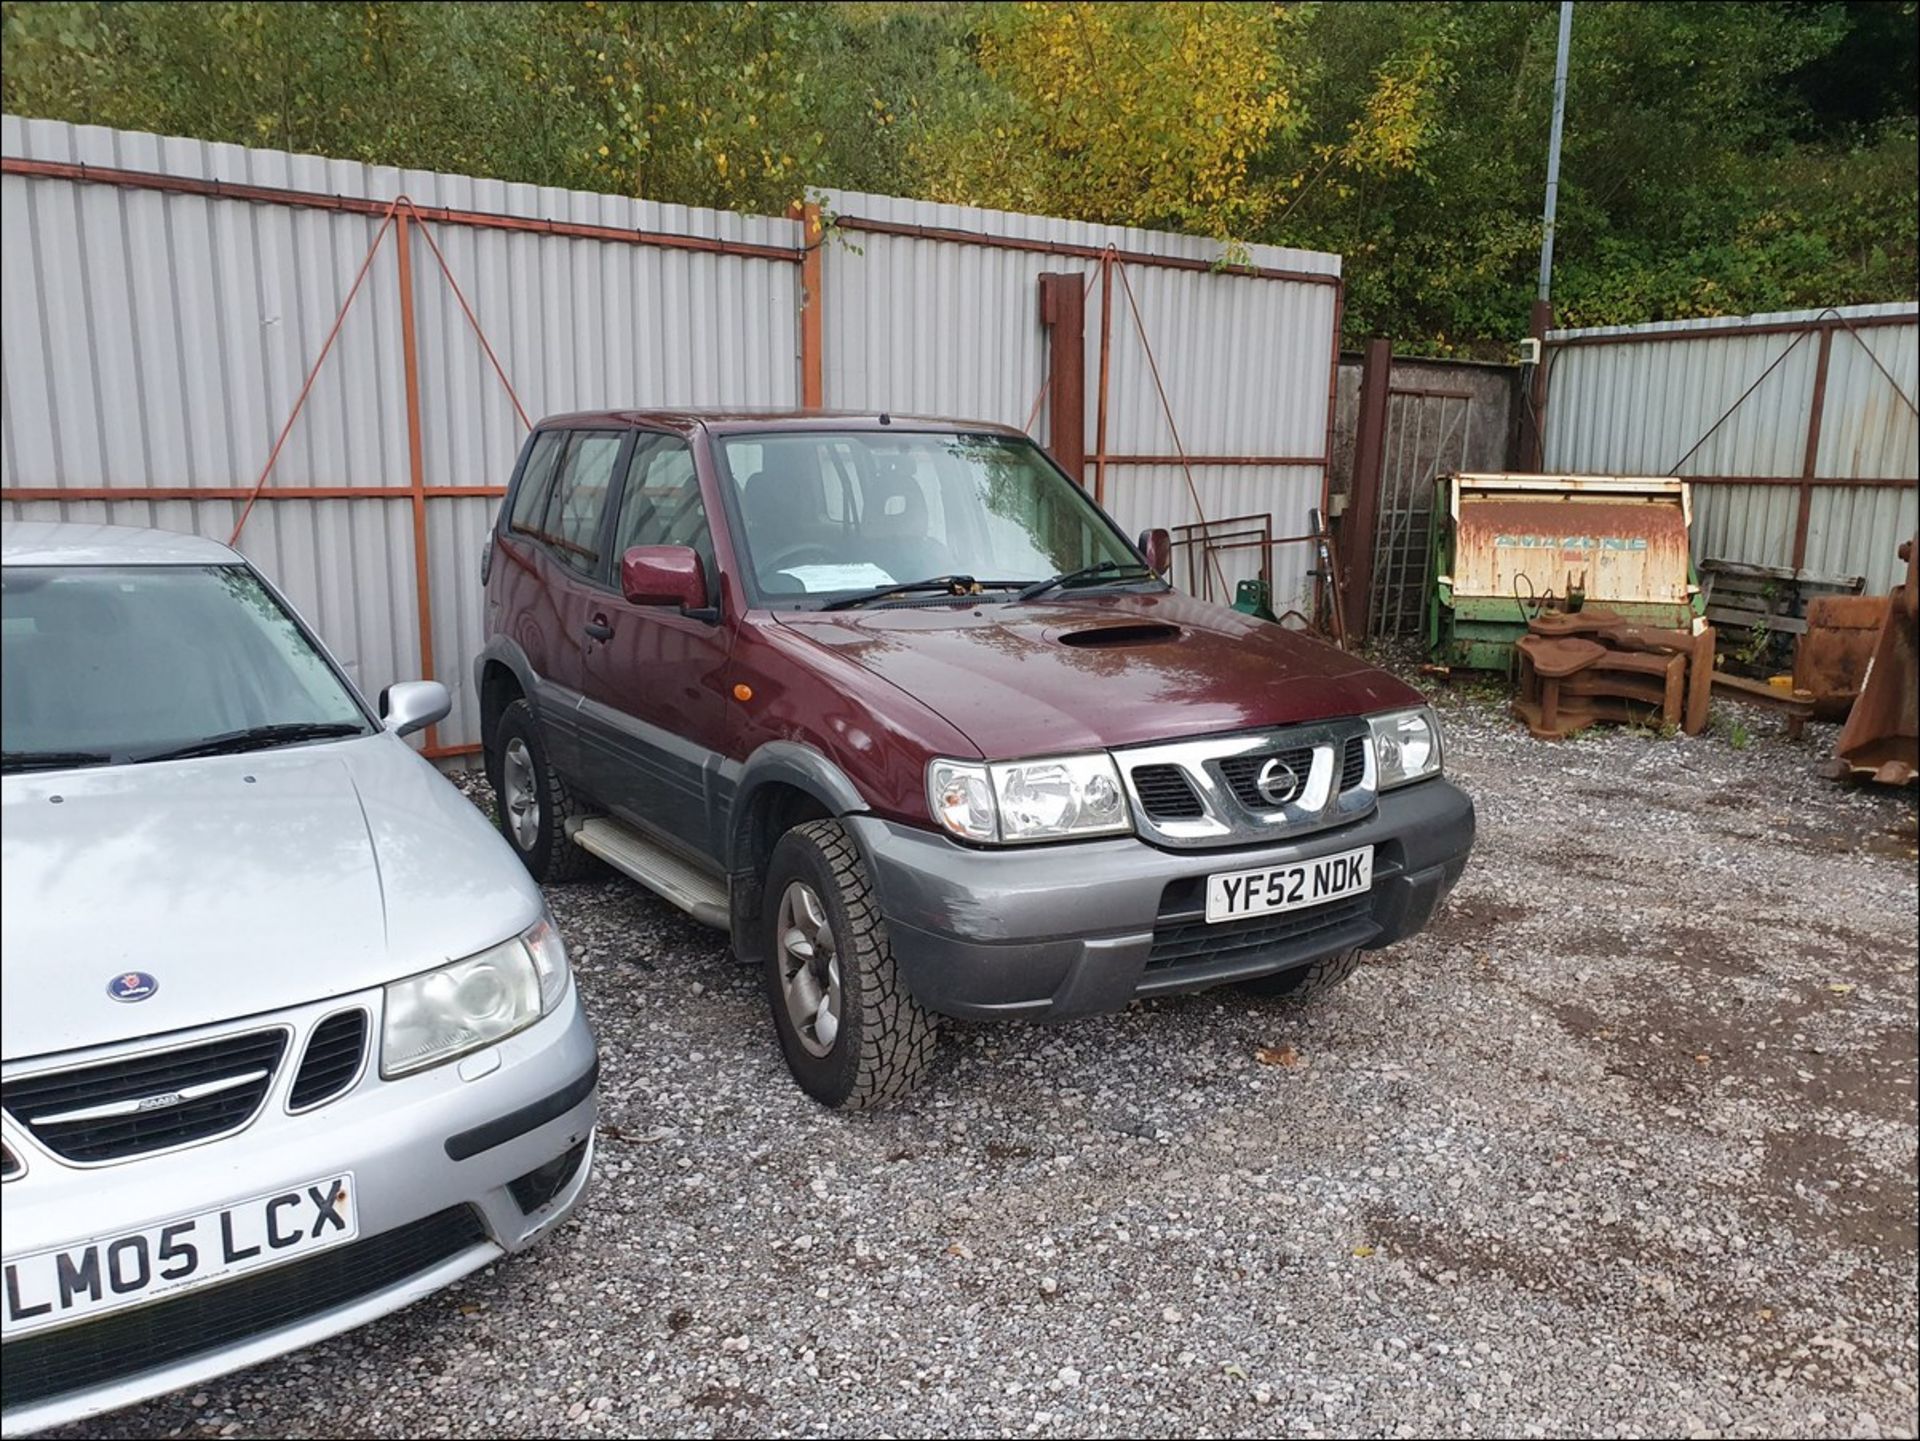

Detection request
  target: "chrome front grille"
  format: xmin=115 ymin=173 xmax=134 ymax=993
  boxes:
xmin=2 ymin=1029 xmax=288 ymax=1164
xmin=1133 ymin=763 xmax=1205 ymax=819
xmin=1339 ymin=735 xmax=1368 ymax=790
xmin=1117 ymin=719 xmax=1377 ymax=848
xmin=1217 ymin=744 xmax=1317 ymax=811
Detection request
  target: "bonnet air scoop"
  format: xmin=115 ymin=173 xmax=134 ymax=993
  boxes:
xmin=1055 ymin=622 xmax=1182 ymax=648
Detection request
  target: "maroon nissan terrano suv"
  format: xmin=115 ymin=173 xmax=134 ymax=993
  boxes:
xmin=478 ymin=411 xmax=1473 ymax=1108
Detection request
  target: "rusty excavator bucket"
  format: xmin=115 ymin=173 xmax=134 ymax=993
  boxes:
xmin=1831 ymin=536 xmax=1919 ymax=787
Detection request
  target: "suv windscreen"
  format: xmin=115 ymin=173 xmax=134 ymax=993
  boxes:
xmin=716 ymin=432 xmax=1146 ymax=604
xmin=1 ymin=564 xmax=370 ymax=770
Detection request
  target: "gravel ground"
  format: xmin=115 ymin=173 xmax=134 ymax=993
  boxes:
xmin=63 ymin=692 xmax=1917 ymax=1440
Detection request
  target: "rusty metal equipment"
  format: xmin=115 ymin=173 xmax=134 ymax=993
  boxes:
xmin=1168 ymin=513 xmax=1273 ymax=604
xmin=1308 ymin=507 xmax=1350 ymax=648
xmin=1511 ymin=607 xmax=1712 ymax=739
xmin=1511 ymin=604 xmax=1827 ymax=741
xmin=1830 ymin=537 xmax=1919 ymax=786
xmin=1795 ymin=594 xmax=1890 ymax=719
xmin=1706 ymin=669 xmax=1817 ymax=740
xmin=1514 ymin=635 xmax=1686 ymax=738
xmin=1428 ymin=473 xmax=1703 ymax=672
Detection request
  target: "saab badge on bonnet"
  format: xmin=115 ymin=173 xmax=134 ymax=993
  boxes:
xmin=105 ymin=971 xmax=158 ymax=1003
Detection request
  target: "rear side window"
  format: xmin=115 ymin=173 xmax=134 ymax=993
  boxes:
xmin=547 ymin=434 xmax=623 ymax=573
xmin=508 ymin=431 xmax=567 ymax=535
xmin=612 ymin=436 xmax=712 ymax=572
xmin=509 ymin=430 xmax=623 ymax=576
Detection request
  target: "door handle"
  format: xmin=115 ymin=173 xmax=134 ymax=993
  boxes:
xmin=583 ymin=616 xmax=614 ymax=642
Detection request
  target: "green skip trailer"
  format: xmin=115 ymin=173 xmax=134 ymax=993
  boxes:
xmin=1427 ymin=473 xmax=1706 ymax=673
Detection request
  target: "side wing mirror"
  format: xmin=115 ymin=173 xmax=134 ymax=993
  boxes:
xmin=621 ymin=545 xmax=707 ymax=611
xmin=1138 ymin=527 xmax=1172 ymax=576
xmin=381 ymin=680 xmax=452 ymax=737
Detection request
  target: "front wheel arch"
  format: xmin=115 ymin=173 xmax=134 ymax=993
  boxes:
xmin=479 ymin=658 xmax=527 ymax=757
xmin=726 ymin=743 xmax=871 ymax=962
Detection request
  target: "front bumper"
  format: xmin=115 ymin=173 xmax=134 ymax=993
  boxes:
xmin=0 ymin=988 xmax=598 ymax=1436
xmin=851 ymin=777 xmax=1474 ymax=1021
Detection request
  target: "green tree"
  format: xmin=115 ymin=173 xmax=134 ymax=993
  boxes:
xmin=2 ymin=0 xmax=1913 ymax=349
xmin=542 ymin=1 xmax=830 ymax=211
xmin=1272 ymin=1 xmax=1916 ymax=349
xmin=0 ymin=2 xmax=593 ymax=183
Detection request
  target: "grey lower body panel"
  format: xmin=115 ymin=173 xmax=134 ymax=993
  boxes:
xmin=848 ymin=779 xmax=1474 ymax=1022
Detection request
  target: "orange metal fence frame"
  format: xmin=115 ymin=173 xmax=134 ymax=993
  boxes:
xmin=1 ymin=175 xmax=559 ymax=760
xmin=793 ymin=201 xmax=827 ymax=410
xmin=0 ymin=157 xmax=799 ymax=263
xmin=391 ymin=211 xmax=440 ymax=753
xmin=3 ymin=158 xmax=1352 ymax=750
xmin=1537 ymin=305 xmax=1919 ymax=575
xmin=832 ymin=213 xmax=1342 ymax=289
xmin=206 ymin=197 xmax=538 ymax=758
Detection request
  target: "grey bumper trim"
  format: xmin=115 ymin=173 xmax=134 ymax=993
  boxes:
xmin=849 ymin=778 xmax=1474 ymax=1021
xmin=444 ymin=1057 xmax=599 ymax=1162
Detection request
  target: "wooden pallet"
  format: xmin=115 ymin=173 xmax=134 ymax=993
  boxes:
xmin=1700 ymin=558 xmax=1864 ymax=671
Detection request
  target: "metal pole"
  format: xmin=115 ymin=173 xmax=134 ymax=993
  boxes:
xmin=798 ymin=202 xmax=825 ymax=408
xmin=1342 ymin=338 xmax=1392 ymax=637
xmin=1037 ymin=274 xmax=1087 ymax=482
xmin=1522 ymin=1 xmax=1573 ymax=471
xmin=394 ymin=209 xmax=441 ymax=756
xmin=1094 ymin=250 xmax=1114 ymax=506
xmin=1538 ymin=1 xmax=1573 ymax=303
xmin=1794 ymin=327 xmax=1835 ymax=571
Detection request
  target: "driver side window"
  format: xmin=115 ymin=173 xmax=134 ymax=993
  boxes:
xmin=612 ymin=436 xmax=714 ymax=589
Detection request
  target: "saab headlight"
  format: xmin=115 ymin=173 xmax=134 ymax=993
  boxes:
xmin=381 ymin=914 xmax=571 ymax=1077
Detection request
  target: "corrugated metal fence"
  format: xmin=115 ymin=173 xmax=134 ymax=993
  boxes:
xmin=1 ymin=117 xmax=1341 ymax=753
xmin=1542 ymin=303 xmax=1919 ymax=594
xmin=816 ymin=190 xmax=1342 ymax=611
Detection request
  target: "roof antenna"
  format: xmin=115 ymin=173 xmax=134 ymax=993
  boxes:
xmin=878 ymin=412 xmax=891 ymax=426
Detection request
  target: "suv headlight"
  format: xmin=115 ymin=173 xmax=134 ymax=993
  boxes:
xmin=1368 ymin=706 xmax=1443 ymax=789
xmin=928 ymin=754 xmax=1131 ymax=844
xmin=381 ymin=914 xmax=571 ymax=1077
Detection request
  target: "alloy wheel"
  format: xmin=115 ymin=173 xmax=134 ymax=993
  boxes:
xmin=776 ymin=880 xmax=843 ymax=1058
xmin=501 ymin=737 xmax=541 ymax=850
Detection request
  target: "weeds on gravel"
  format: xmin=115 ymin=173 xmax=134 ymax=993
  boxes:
xmin=1717 ymin=714 xmax=1754 ymax=750
xmin=1451 ymin=673 xmax=1514 ymax=706
xmin=1623 ymin=718 xmax=1682 ymax=741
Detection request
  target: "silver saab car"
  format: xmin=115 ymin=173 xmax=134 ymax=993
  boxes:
xmin=0 ymin=522 xmax=598 ymax=1435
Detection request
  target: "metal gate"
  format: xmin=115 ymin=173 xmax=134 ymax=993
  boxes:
xmin=1367 ymin=385 xmax=1473 ymax=637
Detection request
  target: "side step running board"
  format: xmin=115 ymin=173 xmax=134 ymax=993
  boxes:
xmin=570 ymin=818 xmax=730 ymax=931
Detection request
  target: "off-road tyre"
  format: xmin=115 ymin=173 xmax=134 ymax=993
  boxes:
xmin=1238 ymin=947 xmax=1365 ymax=1000
xmin=763 ymin=819 xmax=939 ymax=1109
xmin=488 ymin=698 xmax=599 ymax=883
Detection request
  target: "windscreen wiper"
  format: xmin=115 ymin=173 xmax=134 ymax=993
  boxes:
xmin=132 ymin=721 xmax=367 ymax=764
xmin=1015 ymin=560 xmax=1156 ymax=601
xmin=1 ymin=749 xmax=113 ymax=773
xmin=818 ymin=575 xmax=1024 ymax=611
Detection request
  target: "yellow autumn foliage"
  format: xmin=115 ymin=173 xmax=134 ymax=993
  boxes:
xmin=920 ymin=1 xmax=1313 ymax=237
